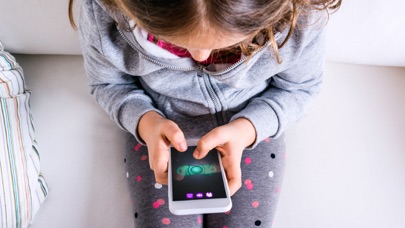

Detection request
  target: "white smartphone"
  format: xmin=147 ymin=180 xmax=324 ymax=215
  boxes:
xmin=168 ymin=140 xmax=232 ymax=215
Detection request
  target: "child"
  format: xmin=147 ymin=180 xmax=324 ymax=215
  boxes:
xmin=70 ymin=0 xmax=340 ymax=226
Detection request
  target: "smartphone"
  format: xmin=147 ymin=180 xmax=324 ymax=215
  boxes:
xmin=168 ymin=140 xmax=232 ymax=215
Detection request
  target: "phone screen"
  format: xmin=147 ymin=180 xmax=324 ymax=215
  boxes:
xmin=171 ymin=146 xmax=227 ymax=201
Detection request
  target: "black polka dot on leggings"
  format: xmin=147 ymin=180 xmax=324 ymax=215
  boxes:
xmin=124 ymin=158 xmax=127 ymax=163
xmin=255 ymin=220 xmax=261 ymax=226
xmin=271 ymin=153 xmax=276 ymax=159
xmin=134 ymin=212 xmax=138 ymax=218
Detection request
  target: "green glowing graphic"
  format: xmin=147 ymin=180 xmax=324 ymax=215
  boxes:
xmin=176 ymin=164 xmax=218 ymax=177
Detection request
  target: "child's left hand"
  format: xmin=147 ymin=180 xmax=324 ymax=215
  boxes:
xmin=193 ymin=118 xmax=256 ymax=196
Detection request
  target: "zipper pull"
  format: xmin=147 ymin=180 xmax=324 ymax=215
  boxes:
xmin=196 ymin=65 xmax=204 ymax=77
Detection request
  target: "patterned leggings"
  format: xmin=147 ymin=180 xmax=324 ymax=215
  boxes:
xmin=125 ymin=134 xmax=286 ymax=228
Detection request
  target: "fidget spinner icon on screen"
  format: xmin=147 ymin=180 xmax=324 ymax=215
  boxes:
xmin=174 ymin=164 xmax=220 ymax=181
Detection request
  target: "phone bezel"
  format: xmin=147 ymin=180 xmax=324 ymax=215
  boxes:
xmin=168 ymin=140 xmax=232 ymax=215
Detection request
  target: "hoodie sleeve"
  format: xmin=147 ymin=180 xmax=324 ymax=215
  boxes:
xmin=78 ymin=0 xmax=164 ymax=144
xmin=230 ymin=14 xmax=326 ymax=148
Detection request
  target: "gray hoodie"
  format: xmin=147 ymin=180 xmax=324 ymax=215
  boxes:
xmin=78 ymin=0 xmax=326 ymax=148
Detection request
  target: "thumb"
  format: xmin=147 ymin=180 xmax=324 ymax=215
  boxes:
xmin=194 ymin=129 xmax=225 ymax=159
xmin=161 ymin=121 xmax=187 ymax=152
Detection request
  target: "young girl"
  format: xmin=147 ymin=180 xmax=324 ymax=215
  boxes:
xmin=69 ymin=0 xmax=340 ymax=227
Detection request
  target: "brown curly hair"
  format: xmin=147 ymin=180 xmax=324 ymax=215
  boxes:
xmin=69 ymin=0 xmax=341 ymax=63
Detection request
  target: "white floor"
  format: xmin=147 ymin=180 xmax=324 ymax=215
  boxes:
xmin=14 ymin=55 xmax=405 ymax=228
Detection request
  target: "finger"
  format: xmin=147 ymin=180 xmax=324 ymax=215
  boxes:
xmin=154 ymin=169 xmax=168 ymax=185
xmin=162 ymin=121 xmax=187 ymax=152
xmin=194 ymin=128 xmax=227 ymax=159
xmin=147 ymin=145 xmax=161 ymax=171
xmin=149 ymin=141 xmax=170 ymax=184
xmin=225 ymin=162 xmax=242 ymax=196
xmin=153 ymin=149 xmax=170 ymax=185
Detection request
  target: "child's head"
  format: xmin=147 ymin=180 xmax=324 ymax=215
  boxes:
xmin=119 ymin=0 xmax=289 ymax=39
xmin=69 ymin=0 xmax=341 ymax=62
xmin=117 ymin=0 xmax=293 ymax=61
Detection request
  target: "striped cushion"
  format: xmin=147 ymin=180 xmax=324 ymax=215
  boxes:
xmin=0 ymin=41 xmax=48 ymax=227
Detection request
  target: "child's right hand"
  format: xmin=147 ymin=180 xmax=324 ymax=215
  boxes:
xmin=137 ymin=111 xmax=188 ymax=185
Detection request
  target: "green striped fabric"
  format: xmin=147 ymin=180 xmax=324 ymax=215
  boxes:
xmin=0 ymin=41 xmax=48 ymax=228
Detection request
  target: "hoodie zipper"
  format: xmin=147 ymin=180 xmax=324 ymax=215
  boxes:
xmin=118 ymin=27 xmax=279 ymax=125
xmin=118 ymin=27 xmax=280 ymax=75
xmin=199 ymin=70 xmax=225 ymax=125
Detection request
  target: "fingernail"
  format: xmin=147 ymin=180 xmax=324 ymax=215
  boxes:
xmin=179 ymin=142 xmax=187 ymax=151
xmin=194 ymin=150 xmax=200 ymax=158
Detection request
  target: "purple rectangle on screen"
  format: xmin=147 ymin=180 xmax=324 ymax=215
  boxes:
xmin=186 ymin=193 xmax=194 ymax=199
